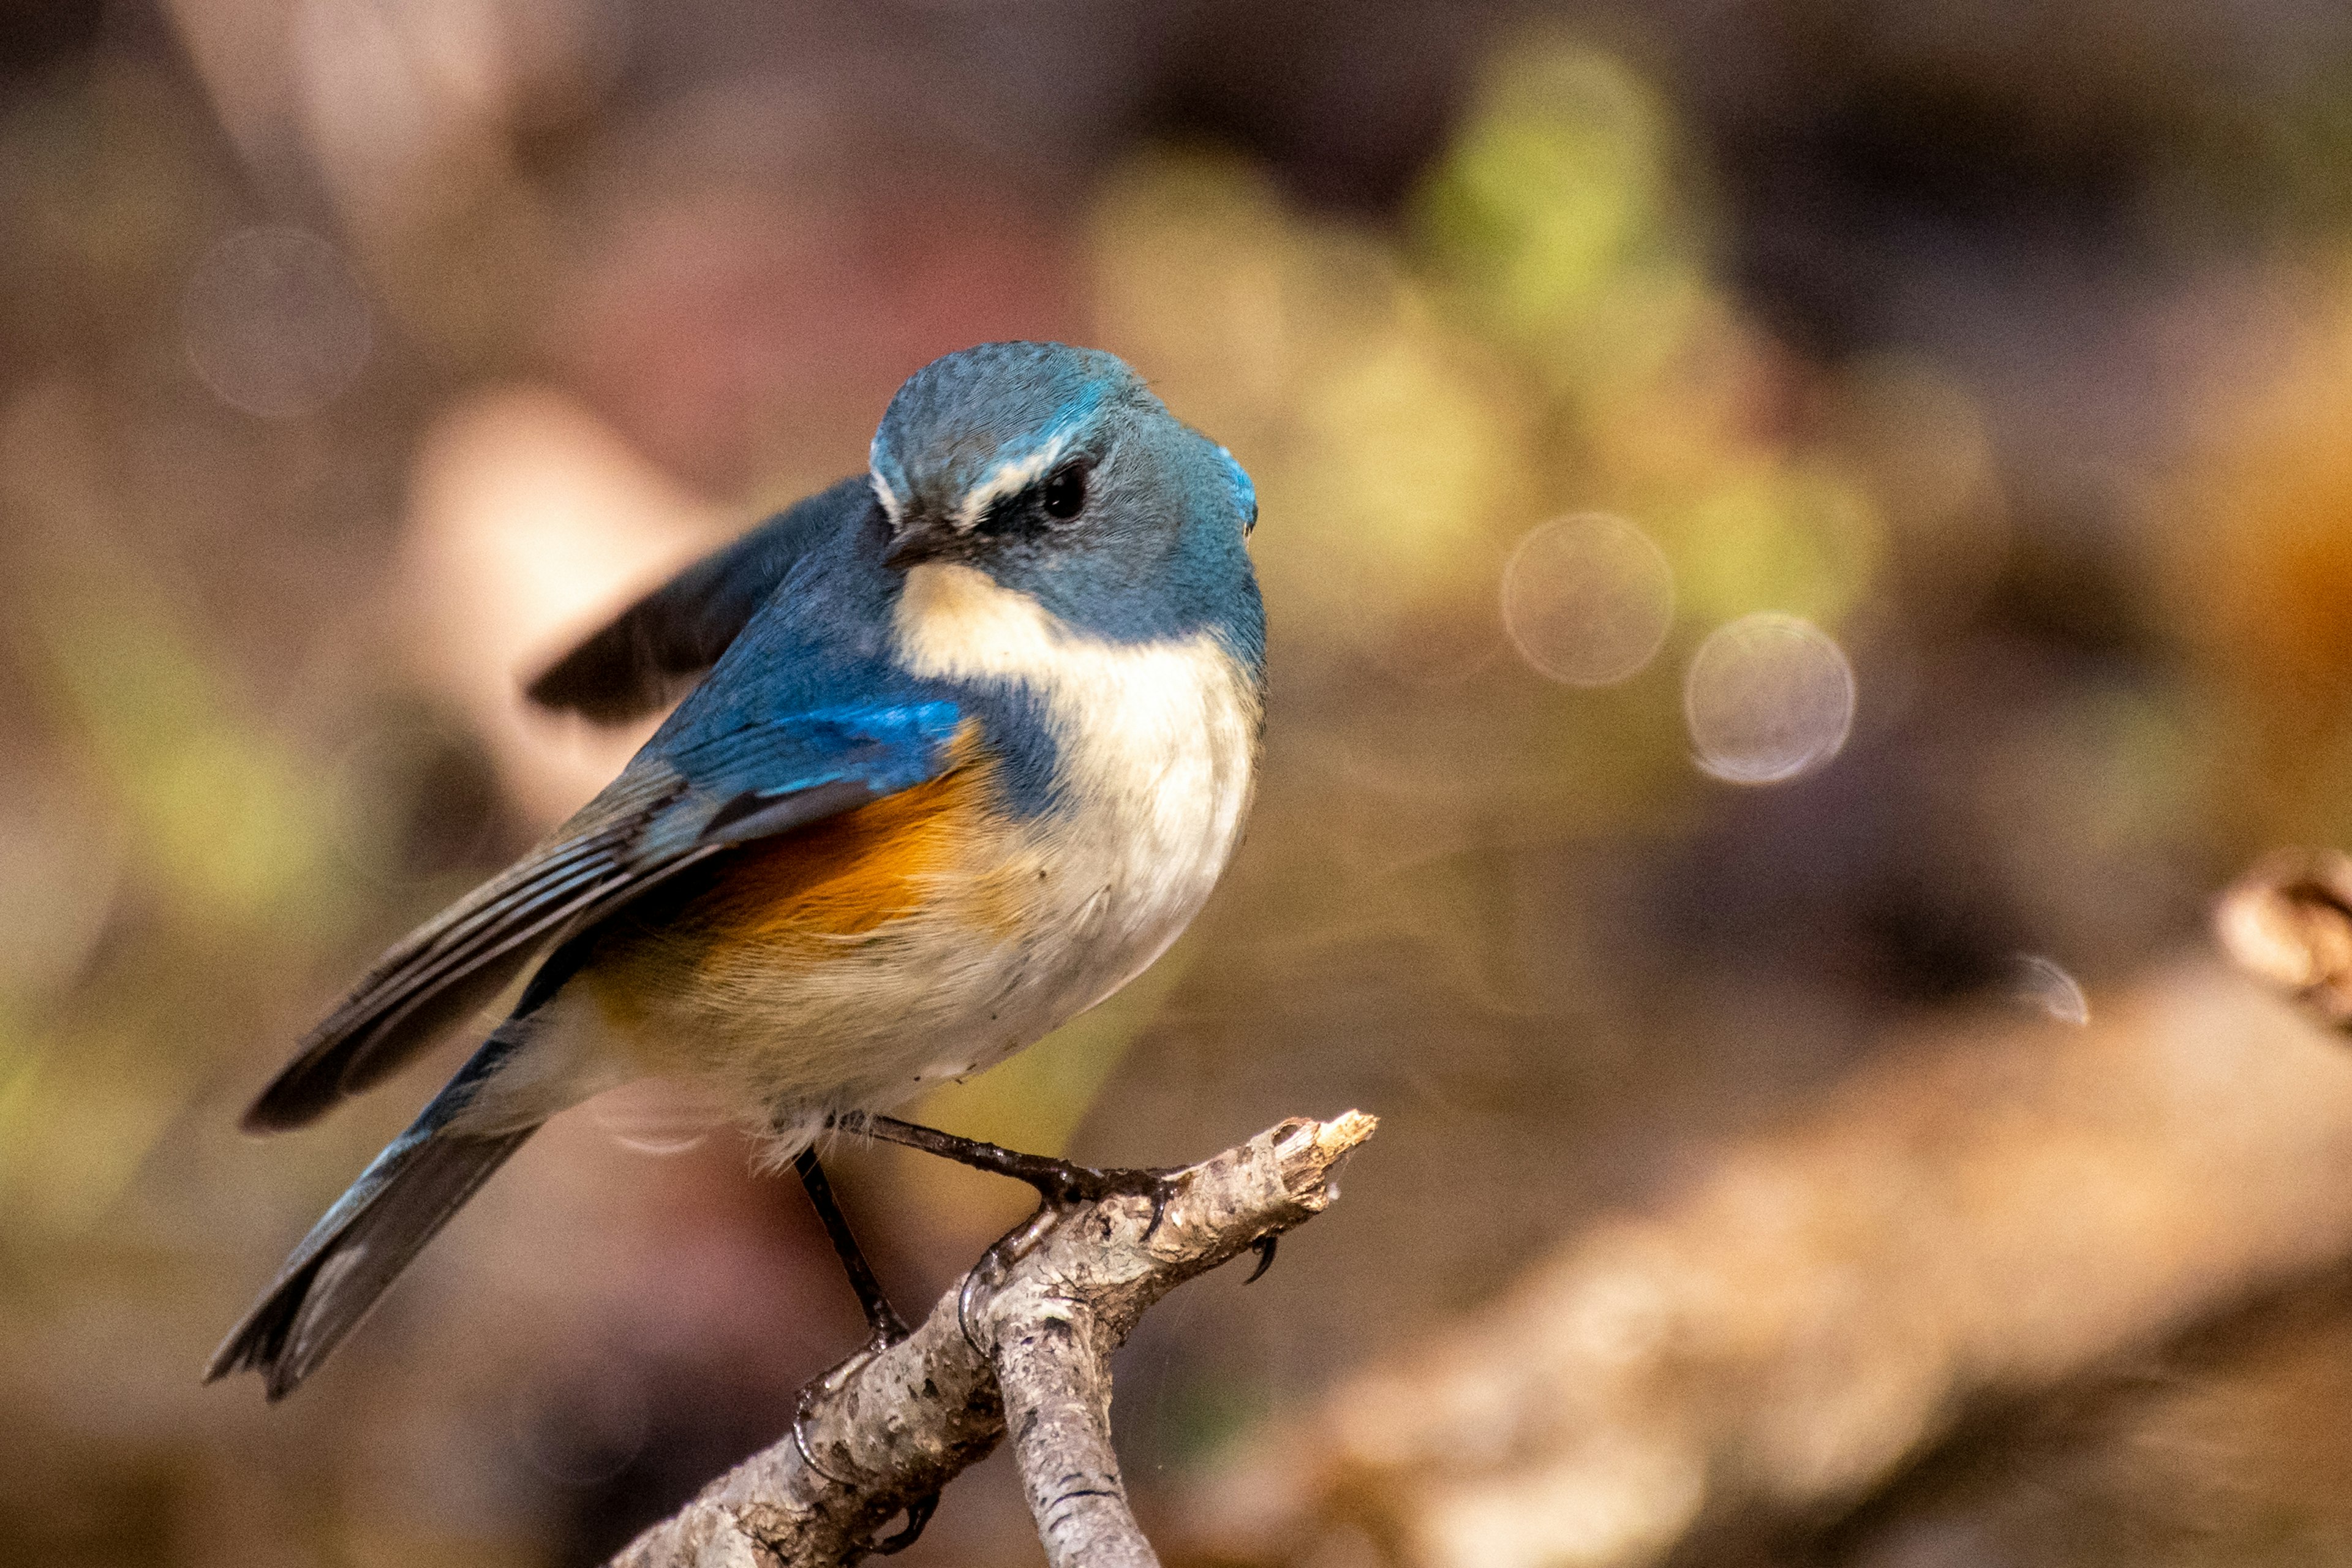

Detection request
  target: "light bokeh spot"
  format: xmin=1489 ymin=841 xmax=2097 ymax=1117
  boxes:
xmin=182 ymin=227 xmax=372 ymax=417
xmin=511 ymin=1367 xmax=651 ymax=1485
xmin=1502 ymin=513 xmax=1675 ymax=685
xmin=586 ymin=1078 xmax=726 ymax=1157
xmin=2011 ymin=954 xmax=2091 ymax=1027
xmin=1683 ymin=613 xmax=1856 ymax=784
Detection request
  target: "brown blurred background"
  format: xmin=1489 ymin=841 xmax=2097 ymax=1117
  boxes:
xmin=10 ymin=1 xmax=2352 ymax=1564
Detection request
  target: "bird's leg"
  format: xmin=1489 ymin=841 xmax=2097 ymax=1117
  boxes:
xmin=793 ymin=1147 xmax=910 ymax=1352
xmin=842 ymin=1114 xmax=1182 ymax=1235
xmin=789 ymin=1147 xmax=938 ymax=1556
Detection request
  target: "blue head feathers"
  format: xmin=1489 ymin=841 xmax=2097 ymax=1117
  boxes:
xmin=867 ymin=342 xmax=1262 ymax=655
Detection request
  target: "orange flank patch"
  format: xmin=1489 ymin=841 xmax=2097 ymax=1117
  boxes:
xmin=697 ymin=764 xmax=995 ymax=943
xmin=580 ymin=738 xmax=1028 ymax=1052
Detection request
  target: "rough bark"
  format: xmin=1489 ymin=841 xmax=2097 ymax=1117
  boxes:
xmin=610 ymin=1111 xmax=1376 ymax=1568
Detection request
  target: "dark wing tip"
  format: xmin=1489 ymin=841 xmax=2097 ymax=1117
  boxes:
xmin=526 ymin=483 xmax=871 ymax=723
xmin=239 ymin=1050 xmax=349 ymax=1134
xmin=524 ymin=620 xmax=679 ymax=725
xmin=239 ymin=1092 xmax=318 ymax=1136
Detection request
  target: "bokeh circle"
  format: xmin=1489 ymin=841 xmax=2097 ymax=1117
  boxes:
xmin=1501 ymin=513 xmax=1675 ymax=686
xmin=182 ymin=227 xmax=372 ymax=418
xmin=1683 ymin=612 xmax=1856 ymax=784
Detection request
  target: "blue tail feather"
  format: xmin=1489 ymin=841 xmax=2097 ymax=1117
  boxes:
xmin=209 ymin=1039 xmax=536 ymax=1400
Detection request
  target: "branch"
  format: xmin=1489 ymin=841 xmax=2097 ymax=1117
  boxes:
xmin=610 ymin=1111 xmax=1378 ymax=1568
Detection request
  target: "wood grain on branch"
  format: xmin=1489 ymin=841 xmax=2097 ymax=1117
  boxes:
xmin=611 ymin=1111 xmax=1377 ymax=1568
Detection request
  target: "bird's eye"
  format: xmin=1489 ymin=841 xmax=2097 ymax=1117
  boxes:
xmin=1042 ymin=462 xmax=1088 ymax=522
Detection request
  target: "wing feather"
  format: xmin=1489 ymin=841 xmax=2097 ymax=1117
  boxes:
xmin=242 ymin=701 xmax=964 ymax=1131
xmin=524 ymin=477 xmax=866 ymax=723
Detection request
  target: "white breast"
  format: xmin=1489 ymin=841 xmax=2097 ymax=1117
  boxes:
xmin=892 ymin=562 xmax=1261 ymax=1022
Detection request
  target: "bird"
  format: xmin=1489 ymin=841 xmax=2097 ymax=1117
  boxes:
xmin=208 ymin=341 xmax=1265 ymax=1406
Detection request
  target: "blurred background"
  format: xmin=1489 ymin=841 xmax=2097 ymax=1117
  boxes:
xmin=10 ymin=1 xmax=2352 ymax=1564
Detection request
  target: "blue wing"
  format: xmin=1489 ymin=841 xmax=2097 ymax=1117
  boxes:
xmin=242 ymin=699 xmax=963 ymax=1131
xmin=524 ymin=475 xmax=869 ymax=724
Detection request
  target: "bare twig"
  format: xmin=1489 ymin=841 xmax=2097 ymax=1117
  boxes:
xmin=611 ymin=1111 xmax=1377 ymax=1568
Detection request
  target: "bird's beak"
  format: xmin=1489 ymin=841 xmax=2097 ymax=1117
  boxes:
xmin=883 ymin=516 xmax=965 ymax=570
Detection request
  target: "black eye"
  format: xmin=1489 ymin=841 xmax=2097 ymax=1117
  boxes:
xmin=1041 ymin=462 xmax=1088 ymax=522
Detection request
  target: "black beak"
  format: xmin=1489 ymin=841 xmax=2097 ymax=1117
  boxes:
xmin=882 ymin=515 xmax=967 ymax=570
xmin=884 ymin=529 xmax=944 ymax=570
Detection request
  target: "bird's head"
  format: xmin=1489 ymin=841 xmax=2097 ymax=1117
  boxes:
xmin=867 ymin=342 xmax=1259 ymax=647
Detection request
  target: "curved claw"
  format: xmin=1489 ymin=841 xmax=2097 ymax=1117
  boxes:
xmin=793 ymin=1378 xmax=857 ymax=1488
xmin=791 ymin=1350 xmax=941 ymax=1559
xmin=869 ymin=1491 xmax=939 ymax=1556
xmin=958 ymin=1204 xmax=1060 ymax=1355
xmin=1091 ymin=1166 xmax=1185 ymax=1241
xmin=1039 ymin=1162 xmax=1183 ymax=1236
xmin=1243 ymin=1232 xmax=1279 ymax=1284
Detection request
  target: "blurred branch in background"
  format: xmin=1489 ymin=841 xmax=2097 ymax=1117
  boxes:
xmin=613 ymin=1114 xmax=1374 ymax=1568
xmin=2214 ymin=848 xmax=2352 ymax=1029
xmin=1180 ymin=859 xmax=2352 ymax=1568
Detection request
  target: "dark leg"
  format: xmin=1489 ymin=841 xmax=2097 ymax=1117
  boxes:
xmin=842 ymin=1114 xmax=1180 ymax=1231
xmin=790 ymin=1148 xmax=937 ymax=1555
xmin=793 ymin=1147 xmax=910 ymax=1351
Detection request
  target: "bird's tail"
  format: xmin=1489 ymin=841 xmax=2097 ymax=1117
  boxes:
xmin=206 ymin=1054 xmax=539 ymax=1401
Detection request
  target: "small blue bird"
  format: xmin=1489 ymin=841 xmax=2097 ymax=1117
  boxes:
xmin=210 ymin=342 xmax=1264 ymax=1403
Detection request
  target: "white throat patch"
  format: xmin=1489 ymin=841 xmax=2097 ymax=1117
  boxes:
xmin=891 ymin=562 xmax=1250 ymax=718
xmin=894 ymin=560 xmax=1081 ymax=681
xmin=891 ymin=559 xmax=1260 ymax=997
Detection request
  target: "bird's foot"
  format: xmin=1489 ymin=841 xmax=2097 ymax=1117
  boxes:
xmin=792 ymin=1338 xmax=940 ymax=1556
xmin=867 ymin=1494 xmax=939 ymax=1556
xmin=845 ymin=1114 xmax=1186 ymax=1238
xmin=857 ymin=1303 xmax=911 ymax=1359
xmin=1020 ymin=1157 xmax=1186 ymax=1237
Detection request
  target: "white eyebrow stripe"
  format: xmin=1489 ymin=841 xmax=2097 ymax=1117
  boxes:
xmin=868 ymin=431 xmax=908 ymax=527
xmin=869 ymin=467 xmax=905 ymax=526
xmin=949 ymin=436 xmax=1067 ymax=533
